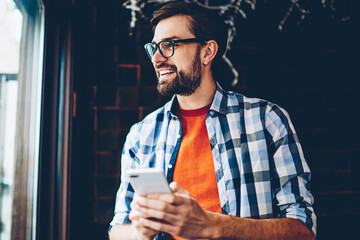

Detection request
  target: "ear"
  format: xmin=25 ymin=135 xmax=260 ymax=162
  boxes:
xmin=202 ymin=40 xmax=219 ymax=66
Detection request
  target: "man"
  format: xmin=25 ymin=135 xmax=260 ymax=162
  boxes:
xmin=109 ymin=2 xmax=316 ymax=240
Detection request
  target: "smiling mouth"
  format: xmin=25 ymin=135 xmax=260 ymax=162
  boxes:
xmin=158 ymin=69 xmax=176 ymax=82
xmin=159 ymin=70 xmax=175 ymax=76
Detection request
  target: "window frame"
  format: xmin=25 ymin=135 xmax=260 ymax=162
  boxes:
xmin=36 ymin=0 xmax=75 ymax=240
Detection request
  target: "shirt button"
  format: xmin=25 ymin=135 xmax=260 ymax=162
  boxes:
xmin=177 ymin=134 xmax=181 ymax=138
xmin=168 ymin=164 xmax=173 ymax=169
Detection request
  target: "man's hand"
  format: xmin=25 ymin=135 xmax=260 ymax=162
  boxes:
xmin=131 ymin=182 xmax=213 ymax=239
xmin=129 ymin=198 xmax=159 ymax=239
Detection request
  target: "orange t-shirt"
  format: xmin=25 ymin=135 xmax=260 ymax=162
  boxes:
xmin=170 ymin=104 xmax=222 ymax=240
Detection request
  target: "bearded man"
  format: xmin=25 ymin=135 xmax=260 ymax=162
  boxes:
xmin=109 ymin=2 xmax=316 ymax=240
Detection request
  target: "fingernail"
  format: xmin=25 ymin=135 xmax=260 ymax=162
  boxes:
xmin=147 ymin=194 xmax=155 ymax=199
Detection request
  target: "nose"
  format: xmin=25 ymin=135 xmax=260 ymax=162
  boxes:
xmin=151 ymin=48 xmax=167 ymax=65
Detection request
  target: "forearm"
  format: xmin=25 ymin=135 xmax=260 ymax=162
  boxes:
xmin=108 ymin=224 xmax=155 ymax=240
xmin=108 ymin=224 xmax=136 ymax=240
xmin=207 ymin=212 xmax=315 ymax=240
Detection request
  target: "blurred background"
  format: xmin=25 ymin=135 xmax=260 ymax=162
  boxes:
xmin=1 ymin=0 xmax=359 ymax=239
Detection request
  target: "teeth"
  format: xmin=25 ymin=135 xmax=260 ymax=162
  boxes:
xmin=159 ymin=70 xmax=175 ymax=76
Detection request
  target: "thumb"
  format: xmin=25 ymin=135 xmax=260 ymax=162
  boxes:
xmin=169 ymin=182 xmax=190 ymax=195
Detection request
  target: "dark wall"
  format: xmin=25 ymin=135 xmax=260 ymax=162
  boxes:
xmin=70 ymin=1 xmax=360 ymax=239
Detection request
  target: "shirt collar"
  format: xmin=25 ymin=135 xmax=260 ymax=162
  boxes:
xmin=164 ymin=81 xmax=229 ymax=117
xmin=164 ymin=95 xmax=178 ymax=117
xmin=209 ymin=82 xmax=228 ymax=115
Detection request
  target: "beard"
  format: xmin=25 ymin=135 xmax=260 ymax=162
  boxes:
xmin=156 ymin=46 xmax=202 ymax=96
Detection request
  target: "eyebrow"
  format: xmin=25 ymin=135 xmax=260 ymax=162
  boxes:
xmin=152 ymin=36 xmax=181 ymax=44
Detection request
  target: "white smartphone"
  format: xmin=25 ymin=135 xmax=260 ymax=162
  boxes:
xmin=126 ymin=168 xmax=172 ymax=195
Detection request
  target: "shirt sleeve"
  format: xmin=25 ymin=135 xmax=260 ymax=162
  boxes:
xmin=265 ymin=104 xmax=317 ymax=236
xmin=109 ymin=123 xmax=141 ymax=229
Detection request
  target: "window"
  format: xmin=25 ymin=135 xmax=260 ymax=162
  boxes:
xmin=0 ymin=0 xmax=44 ymax=239
xmin=0 ymin=0 xmax=23 ymax=238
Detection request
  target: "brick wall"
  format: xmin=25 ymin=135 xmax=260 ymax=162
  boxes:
xmin=72 ymin=1 xmax=360 ymax=239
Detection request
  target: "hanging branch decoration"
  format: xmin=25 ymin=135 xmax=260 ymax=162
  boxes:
xmin=278 ymin=0 xmax=310 ymax=31
xmin=321 ymin=0 xmax=351 ymax=22
xmin=123 ymin=0 xmax=145 ymax=33
xmin=278 ymin=0 xmax=350 ymax=31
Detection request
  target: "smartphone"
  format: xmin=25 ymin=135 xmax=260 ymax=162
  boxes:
xmin=126 ymin=168 xmax=172 ymax=195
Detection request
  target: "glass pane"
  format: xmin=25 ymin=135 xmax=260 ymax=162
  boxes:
xmin=0 ymin=0 xmax=23 ymax=239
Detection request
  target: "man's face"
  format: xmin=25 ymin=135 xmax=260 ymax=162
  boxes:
xmin=151 ymin=15 xmax=202 ymax=96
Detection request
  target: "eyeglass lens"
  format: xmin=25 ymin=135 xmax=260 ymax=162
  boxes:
xmin=145 ymin=41 xmax=174 ymax=59
xmin=158 ymin=41 xmax=173 ymax=58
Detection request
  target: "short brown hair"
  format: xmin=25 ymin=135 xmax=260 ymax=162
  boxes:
xmin=151 ymin=1 xmax=228 ymax=68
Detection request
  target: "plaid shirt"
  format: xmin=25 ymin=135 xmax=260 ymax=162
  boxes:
xmin=110 ymin=82 xmax=317 ymax=237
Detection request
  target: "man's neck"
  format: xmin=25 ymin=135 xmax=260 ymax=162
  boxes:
xmin=176 ymin=75 xmax=216 ymax=110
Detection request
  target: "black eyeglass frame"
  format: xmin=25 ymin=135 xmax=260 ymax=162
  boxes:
xmin=144 ymin=38 xmax=207 ymax=59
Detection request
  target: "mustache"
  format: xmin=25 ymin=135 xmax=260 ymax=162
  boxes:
xmin=155 ymin=63 xmax=177 ymax=70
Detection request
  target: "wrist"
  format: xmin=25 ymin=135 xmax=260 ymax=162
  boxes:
xmin=203 ymin=211 xmax=224 ymax=239
xmin=130 ymin=224 xmax=156 ymax=240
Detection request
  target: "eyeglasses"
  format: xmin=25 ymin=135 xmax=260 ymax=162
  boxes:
xmin=144 ymin=38 xmax=205 ymax=59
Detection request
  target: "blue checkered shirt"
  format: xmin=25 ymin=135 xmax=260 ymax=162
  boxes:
xmin=110 ymin=82 xmax=317 ymax=237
